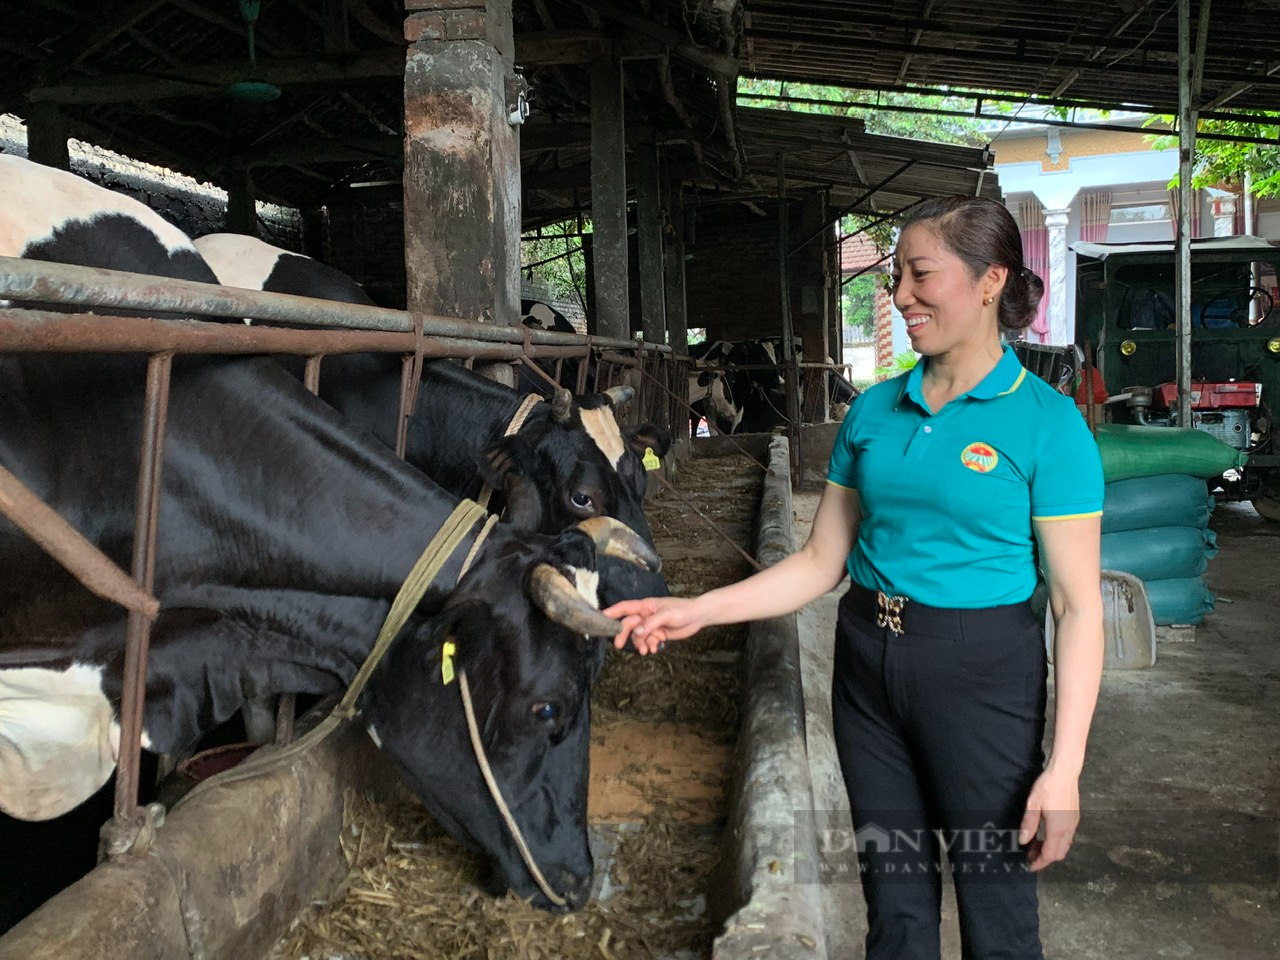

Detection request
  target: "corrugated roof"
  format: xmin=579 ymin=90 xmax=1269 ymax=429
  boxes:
xmin=741 ymin=2 xmax=1280 ymax=117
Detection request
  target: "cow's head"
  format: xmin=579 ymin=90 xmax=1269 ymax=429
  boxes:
xmin=479 ymin=385 xmax=671 ymax=606
xmin=361 ymin=516 xmax=657 ymax=910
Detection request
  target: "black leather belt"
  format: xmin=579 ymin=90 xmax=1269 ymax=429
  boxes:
xmin=843 ymin=581 xmax=1035 ymax=639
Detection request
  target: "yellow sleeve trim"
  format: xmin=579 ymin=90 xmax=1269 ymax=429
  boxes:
xmin=826 ymin=479 xmax=858 ymax=491
xmin=1032 ymin=510 xmax=1103 ymax=521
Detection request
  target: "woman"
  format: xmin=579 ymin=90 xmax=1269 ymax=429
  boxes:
xmin=606 ymin=196 xmax=1104 ymax=960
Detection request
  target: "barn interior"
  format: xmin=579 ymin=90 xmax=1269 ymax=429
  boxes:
xmin=2 ymin=3 xmax=1280 ymax=959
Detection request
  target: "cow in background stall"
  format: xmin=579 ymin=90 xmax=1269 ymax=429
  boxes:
xmin=192 ymin=235 xmax=670 ymax=606
xmin=517 ymin=298 xmax=594 ymax=395
xmin=0 ymin=155 xmax=658 ymax=926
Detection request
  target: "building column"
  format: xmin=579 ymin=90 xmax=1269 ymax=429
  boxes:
xmin=1212 ymin=193 xmax=1238 ymax=237
xmin=404 ymin=0 xmax=520 ymax=383
xmin=590 ymin=53 xmax=629 ymax=341
xmin=1045 ymin=207 xmax=1071 ymax=345
xmin=635 ymin=141 xmax=666 ymax=345
xmin=225 ymin=167 xmax=257 ymax=236
xmin=873 ymin=284 xmax=895 ymax=376
xmin=662 ymin=181 xmax=688 ymax=353
xmin=27 ymin=102 xmax=70 ymax=171
xmin=795 ymin=191 xmax=830 ymax=421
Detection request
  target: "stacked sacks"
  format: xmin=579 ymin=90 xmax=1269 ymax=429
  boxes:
xmin=1100 ymin=475 xmax=1217 ymax=625
xmin=1093 ymin=424 xmax=1241 ymax=626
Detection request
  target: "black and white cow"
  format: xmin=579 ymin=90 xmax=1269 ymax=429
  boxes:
xmin=0 ymin=157 xmax=658 ymax=917
xmin=192 ymin=234 xmax=670 ymax=606
xmin=517 ymin=298 xmax=593 ymax=394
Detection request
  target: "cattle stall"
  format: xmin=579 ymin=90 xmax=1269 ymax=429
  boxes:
xmin=0 ymin=255 xmax=821 ymax=956
xmin=0 ymin=256 xmax=689 ymax=950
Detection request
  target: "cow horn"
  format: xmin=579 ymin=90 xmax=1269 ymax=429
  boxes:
xmin=529 ymin=564 xmax=624 ymax=638
xmin=605 ymin=385 xmax=633 ymax=407
xmin=573 ymin=516 xmax=662 ymax=572
xmin=551 ymin=388 xmax=572 ymax=422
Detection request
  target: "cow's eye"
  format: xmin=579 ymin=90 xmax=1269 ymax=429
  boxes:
xmin=570 ymin=492 xmax=593 ymax=510
xmin=532 ymin=701 xmax=561 ymax=722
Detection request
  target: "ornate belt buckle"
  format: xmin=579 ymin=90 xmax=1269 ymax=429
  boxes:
xmin=876 ymin=591 xmax=908 ymax=636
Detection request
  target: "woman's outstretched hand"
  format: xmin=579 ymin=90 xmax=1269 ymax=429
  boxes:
xmin=603 ymin=596 xmax=708 ymax=655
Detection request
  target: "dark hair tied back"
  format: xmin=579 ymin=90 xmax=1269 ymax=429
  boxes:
xmin=899 ymin=196 xmax=1044 ymax=331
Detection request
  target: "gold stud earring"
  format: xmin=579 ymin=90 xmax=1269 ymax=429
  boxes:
xmin=983 ymin=296 xmax=994 ymax=305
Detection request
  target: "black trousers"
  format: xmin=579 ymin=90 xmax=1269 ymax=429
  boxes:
xmin=831 ymin=585 xmax=1048 ymax=960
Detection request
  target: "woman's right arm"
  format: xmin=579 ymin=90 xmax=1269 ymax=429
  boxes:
xmin=606 ymin=481 xmax=861 ymax=653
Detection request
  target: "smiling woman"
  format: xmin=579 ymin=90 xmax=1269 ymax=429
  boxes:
xmin=606 ymin=197 xmax=1105 ymax=960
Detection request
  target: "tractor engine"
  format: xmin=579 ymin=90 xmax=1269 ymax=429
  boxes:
xmin=1127 ymin=381 xmax=1263 ymax=451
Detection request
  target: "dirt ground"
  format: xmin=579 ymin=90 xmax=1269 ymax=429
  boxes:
xmin=794 ymin=490 xmax=1280 ymax=959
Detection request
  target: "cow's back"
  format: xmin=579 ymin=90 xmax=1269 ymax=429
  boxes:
xmin=0 ymin=155 xmax=215 ymax=283
xmin=194 ymin=233 xmax=375 ymax=305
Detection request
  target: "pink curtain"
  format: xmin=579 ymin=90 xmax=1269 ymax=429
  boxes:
xmin=1019 ymin=197 xmax=1050 ymax=340
xmin=1079 ymin=190 xmax=1112 ymax=242
xmin=1169 ymin=189 xmax=1204 ymax=238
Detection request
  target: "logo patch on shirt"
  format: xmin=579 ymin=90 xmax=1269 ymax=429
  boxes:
xmin=960 ymin=441 xmax=999 ymax=474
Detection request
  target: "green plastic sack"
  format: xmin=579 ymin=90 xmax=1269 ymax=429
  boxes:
xmin=1144 ymin=576 xmax=1216 ymax=625
xmin=1094 ymin=423 xmax=1247 ymax=483
xmin=1101 ymin=474 xmax=1214 ymax=533
xmin=1100 ymin=526 xmax=1218 ymax=581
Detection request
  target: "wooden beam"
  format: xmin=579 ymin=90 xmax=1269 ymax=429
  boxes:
xmin=573 ymin=0 xmax=738 ymax=77
xmin=235 ymin=135 xmax=402 ymax=167
xmin=590 ymin=54 xmax=629 ymax=340
xmin=324 ymin=0 xmax=352 ymax=56
xmin=525 ymin=160 xmax=702 ymax=193
xmin=516 ymin=29 xmax=665 ymax=65
xmin=28 ymin=50 xmax=405 ymax=104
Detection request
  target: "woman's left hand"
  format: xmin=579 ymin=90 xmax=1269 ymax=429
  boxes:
xmin=1019 ymin=767 xmax=1080 ymax=871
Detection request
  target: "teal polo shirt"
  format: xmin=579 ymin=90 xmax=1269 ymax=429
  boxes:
xmin=827 ymin=346 xmax=1104 ymax=609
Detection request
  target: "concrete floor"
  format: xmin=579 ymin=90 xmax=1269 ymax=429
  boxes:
xmin=794 ymin=491 xmax=1279 ymax=960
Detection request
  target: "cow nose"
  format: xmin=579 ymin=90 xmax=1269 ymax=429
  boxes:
xmin=557 ymin=868 xmax=593 ymax=910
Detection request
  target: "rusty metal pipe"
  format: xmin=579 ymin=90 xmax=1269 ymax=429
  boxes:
xmin=0 ymin=310 xmax=594 ymax=359
xmin=0 ymin=464 xmax=159 ymax=619
xmin=113 ymin=353 xmax=172 ymax=831
xmin=0 ymin=257 xmax=663 ymax=353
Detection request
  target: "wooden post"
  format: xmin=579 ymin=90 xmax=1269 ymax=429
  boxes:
xmin=635 ymin=141 xmax=666 ymax=346
xmin=404 ymin=0 xmax=520 ymax=385
xmin=590 ymin=54 xmax=629 ymax=341
xmin=796 ymin=191 xmax=830 ymax=422
xmin=226 ymin=167 xmax=257 ymax=237
xmin=663 ymin=180 xmax=689 ymax=353
xmin=27 ymin=102 xmax=70 ymax=171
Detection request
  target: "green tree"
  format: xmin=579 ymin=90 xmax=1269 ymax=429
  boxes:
xmin=520 ymin=220 xmax=588 ymax=307
xmin=841 ymin=272 xmax=878 ymax=338
xmin=1146 ymin=114 xmax=1280 ymax=198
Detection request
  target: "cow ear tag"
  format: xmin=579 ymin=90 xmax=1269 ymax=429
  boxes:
xmin=441 ymin=641 xmax=457 ymax=685
xmin=643 ymin=447 xmax=661 ymax=471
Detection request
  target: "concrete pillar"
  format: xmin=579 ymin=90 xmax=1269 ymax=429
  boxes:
xmin=1045 ymin=207 xmax=1071 ymax=345
xmin=635 ymin=142 xmax=666 ymax=345
xmin=403 ymin=0 xmax=519 ymax=384
xmin=590 ymin=54 xmax=629 ymax=341
xmin=27 ymin=102 xmax=70 ymax=171
xmin=226 ymin=167 xmax=257 ymax=237
xmin=1212 ymin=193 xmax=1238 ymax=237
xmin=663 ymin=181 xmax=688 ymax=353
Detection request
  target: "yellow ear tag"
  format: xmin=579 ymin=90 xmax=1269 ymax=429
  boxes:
xmin=643 ymin=446 xmax=661 ymax=471
xmin=441 ymin=641 xmax=456 ymax=685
